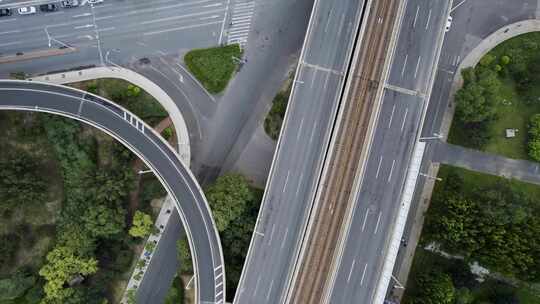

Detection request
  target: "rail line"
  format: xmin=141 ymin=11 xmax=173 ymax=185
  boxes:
xmin=288 ymin=0 xmax=400 ymax=302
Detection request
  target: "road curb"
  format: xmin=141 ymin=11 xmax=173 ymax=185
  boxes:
xmin=27 ymin=66 xmax=191 ymax=166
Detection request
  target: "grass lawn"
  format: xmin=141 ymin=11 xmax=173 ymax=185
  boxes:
xmin=184 ymin=44 xmax=242 ymax=94
xmin=435 ymin=164 xmax=540 ymax=199
xmin=448 ymin=76 xmax=540 ymax=160
xmin=449 ymin=32 xmax=540 ymax=161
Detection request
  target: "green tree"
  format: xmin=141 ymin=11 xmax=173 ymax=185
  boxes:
xmin=0 ymin=152 xmax=46 ymax=212
xmin=39 ymin=246 xmax=98 ymax=302
xmin=82 ymin=204 xmax=125 ymax=239
xmin=205 ymin=173 xmax=254 ymax=231
xmin=414 ymin=270 xmax=456 ymax=304
xmin=177 ymin=238 xmax=193 ymax=274
xmin=479 ymin=54 xmax=496 ymax=67
xmin=129 ymin=211 xmax=154 ymax=238
xmin=0 ymin=271 xmax=35 ymax=301
xmin=500 ymin=55 xmax=511 ymax=65
xmin=529 ymin=114 xmax=540 ymax=161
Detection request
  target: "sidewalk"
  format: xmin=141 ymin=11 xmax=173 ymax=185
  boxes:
xmin=121 ymin=197 xmax=177 ymax=304
xmin=27 ymin=66 xmax=191 ymax=166
xmin=435 ymin=142 xmax=540 ymax=185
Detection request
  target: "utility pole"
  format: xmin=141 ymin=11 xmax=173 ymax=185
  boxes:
xmin=90 ymin=3 xmax=105 ymax=66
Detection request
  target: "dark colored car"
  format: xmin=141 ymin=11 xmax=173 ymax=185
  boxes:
xmin=0 ymin=8 xmax=12 ymax=17
xmin=39 ymin=3 xmax=58 ymax=12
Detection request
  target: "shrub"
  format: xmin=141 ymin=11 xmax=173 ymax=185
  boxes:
xmin=500 ymin=55 xmax=511 ymax=65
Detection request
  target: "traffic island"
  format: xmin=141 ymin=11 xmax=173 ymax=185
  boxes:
xmin=184 ymin=44 xmax=243 ymax=94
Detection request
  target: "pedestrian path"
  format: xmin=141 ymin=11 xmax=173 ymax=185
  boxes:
xmin=434 ymin=142 xmax=540 ymax=185
xmin=227 ymin=0 xmax=255 ymax=47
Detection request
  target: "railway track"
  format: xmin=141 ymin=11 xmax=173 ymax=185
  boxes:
xmin=289 ymin=0 xmax=400 ymax=303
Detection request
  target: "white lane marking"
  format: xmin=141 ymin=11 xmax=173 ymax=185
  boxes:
xmin=360 ymin=263 xmax=368 ymax=286
xmin=0 ymin=30 xmax=20 ymax=35
xmin=310 ymin=70 xmax=318 ymax=88
xmin=347 ymin=260 xmax=356 ymax=283
xmin=337 ymin=13 xmax=346 ymax=36
xmin=310 ymin=122 xmax=317 ymax=143
xmin=401 ymin=108 xmax=408 ymax=131
xmin=387 ymin=159 xmax=395 ymax=182
xmin=281 ymin=228 xmax=289 ymax=249
xmin=374 ymin=212 xmax=382 ymax=234
xmin=414 ymin=56 xmax=421 ymax=78
xmin=266 ymin=279 xmax=274 ymax=301
xmin=401 ymin=54 xmax=408 ymax=78
xmin=324 ymin=8 xmax=334 ymax=33
xmin=204 ymin=3 xmax=222 ymax=7
xmin=268 ymin=224 xmax=276 ymax=244
xmin=412 ymin=5 xmax=419 ymax=28
xmin=143 ymin=21 xmax=221 ymax=35
xmin=71 ymin=13 xmax=92 ymax=18
xmin=0 ymin=18 xmax=17 ymax=24
xmin=425 ymin=9 xmax=431 ymax=29
xmin=0 ymin=41 xmax=21 ymax=47
xmin=97 ymin=26 xmax=115 ymax=32
xmin=282 ymin=170 xmax=290 ymax=193
xmin=295 ymin=173 xmax=303 ymax=198
xmin=253 ymin=276 xmax=261 ymax=297
xmin=232 ymin=15 xmax=251 ymax=22
xmin=95 ymin=0 xmax=214 ymax=21
xmin=297 ymin=118 xmax=304 ymax=139
xmin=388 ymin=104 xmax=396 ymax=128
xmin=74 ymin=24 xmax=94 ymax=29
xmin=361 ymin=209 xmax=369 ymax=232
xmin=141 ymin=8 xmax=225 ymax=24
xmin=375 ymin=156 xmax=383 ymax=179
xmin=201 ymin=15 xmax=221 ymax=20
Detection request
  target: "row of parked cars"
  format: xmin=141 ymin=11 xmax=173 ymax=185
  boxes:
xmin=0 ymin=0 xmax=103 ymax=17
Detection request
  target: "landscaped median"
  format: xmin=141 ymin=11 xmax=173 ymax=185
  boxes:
xmin=449 ymin=32 xmax=540 ymax=161
xmin=184 ymin=44 xmax=243 ymax=94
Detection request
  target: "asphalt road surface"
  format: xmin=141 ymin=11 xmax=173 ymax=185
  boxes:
xmin=0 ymin=0 xmax=225 ymax=56
xmin=0 ymin=80 xmax=225 ymax=304
xmin=233 ymin=0 xmax=367 ymax=302
xmin=392 ymin=0 xmax=538 ymax=296
xmin=326 ymin=0 xmax=451 ymax=303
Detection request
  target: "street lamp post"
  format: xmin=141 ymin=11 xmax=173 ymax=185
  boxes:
xmin=90 ymin=3 xmax=105 ymax=66
xmin=419 ymin=132 xmax=443 ymax=141
xmin=419 ymin=172 xmax=442 ymax=181
xmin=138 ymin=169 xmax=152 ymax=175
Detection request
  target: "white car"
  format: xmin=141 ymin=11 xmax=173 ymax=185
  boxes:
xmin=18 ymin=6 xmax=36 ymax=15
xmin=88 ymin=0 xmax=104 ymax=4
xmin=445 ymin=16 xmax=453 ymax=32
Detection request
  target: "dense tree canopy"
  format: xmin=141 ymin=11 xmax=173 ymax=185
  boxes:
xmin=205 ymin=173 xmax=254 ymax=232
xmin=129 ymin=211 xmax=154 ymax=238
xmin=412 ymin=270 xmax=456 ymax=304
xmin=425 ymin=172 xmax=540 ymax=280
xmin=39 ymin=246 xmax=98 ymax=302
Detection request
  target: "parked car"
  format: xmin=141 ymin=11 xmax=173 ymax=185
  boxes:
xmin=445 ymin=16 xmax=453 ymax=32
xmin=17 ymin=6 xmax=36 ymax=15
xmin=61 ymin=0 xmax=79 ymax=8
xmin=87 ymin=0 xmax=104 ymax=4
xmin=0 ymin=8 xmax=12 ymax=17
xmin=40 ymin=3 xmax=58 ymax=12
